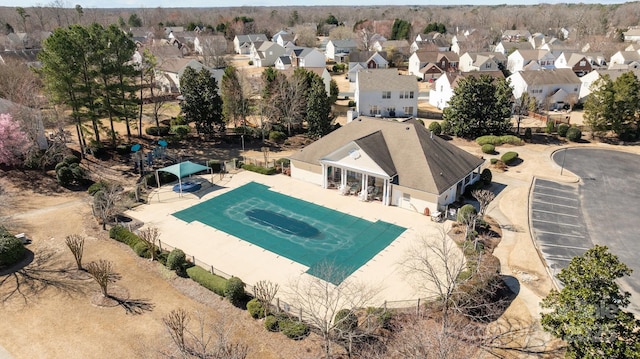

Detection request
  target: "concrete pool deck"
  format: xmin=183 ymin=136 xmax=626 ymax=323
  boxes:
xmin=126 ymin=170 xmax=450 ymax=305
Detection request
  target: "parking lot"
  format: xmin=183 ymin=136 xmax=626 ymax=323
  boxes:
xmin=531 ymin=178 xmax=591 ymax=278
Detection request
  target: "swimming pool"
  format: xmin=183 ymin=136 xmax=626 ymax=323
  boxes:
xmin=172 ymin=182 xmax=406 ymax=284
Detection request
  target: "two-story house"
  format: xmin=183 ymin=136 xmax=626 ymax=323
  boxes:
xmin=507 ymin=49 xmax=556 ymax=73
xmin=429 ymin=71 xmax=505 ymax=110
xmin=508 ymin=68 xmax=581 ymax=110
xmin=553 ymin=52 xmax=596 ymax=77
xmin=325 ymin=39 xmax=358 ymax=62
xmin=408 ymin=51 xmax=459 ymax=79
xmin=233 ymin=34 xmax=268 ymax=54
xmin=458 ymin=52 xmax=506 ymax=72
xmin=493 ymin=41 xmax=533 ymax=56
xmin=355 ymin=69 xmax=418 ymax=118
xmin=250 ymin=41 xmax=286 ymax=67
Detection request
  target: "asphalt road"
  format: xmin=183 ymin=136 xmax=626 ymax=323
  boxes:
xmin=541 ymin=148 xmax=640 ymax=314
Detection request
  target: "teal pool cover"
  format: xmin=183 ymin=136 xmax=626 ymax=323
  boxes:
xmin=172 ymin=182 xmax=406 ymax=284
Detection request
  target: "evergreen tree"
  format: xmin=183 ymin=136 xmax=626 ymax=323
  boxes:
xmin=541 ymin=245 xmax=640 ymax=359
xmin=180 ymin=67 xmax=223 ymax=135
xmin=306 ymin=75 xmax=333 ymax=139
xmin=443 ymin=74 xmax=513 ymax=139
xmin=584 ymin=72 xmax=640 ymax=139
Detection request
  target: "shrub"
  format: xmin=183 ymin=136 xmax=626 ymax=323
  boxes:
xmin=545 ymin=120 xmax=556 ymax=134
xmin=416 ymin=119 xmax=424 ymax=126
xmin=207 ymin=160 xmax=222 ymax=172
xmin=116 ymin=144 xmax=131 ymax=155
xmin=170 ymin=115 xmax=187 ymax=126
xmin=269 ymin=131 xmax=287 ymax=143
xmin=225 ymin=276 xmax=246 ymax=307
xmin=481 ymin=144 xmax=495 ymax=154
xmin=88 ymin=140 xmax=105 ymax=157
xmin=347 ymin=100 xmax=356 ymax=107
xmin=524 ymin=127 xmax=532 ymax=140
xmin=498 ymin=135 xmax=524 ymax=145
xmin=88 ymin=181 xmax=108 ymax=196
xmin=247 ymin=298 xmax=266 ymax=319
xmin=167 ymin=248 xmax=186 ymax=271
xmin=490 ymin=158 xmax=498 ymax=165
xmin=145 ymin=126 xmax=170 ymax=136
xmin=279 ymin=318 xmax=310 ymax=340
xmin=62 ymin=155 xmax=80 ymax=166
xmin=171 ymin=125 xmax=190 ymax=139
xmin=334 ymin=309 xmax=358 ymax=332
xmin=441 ymin=120 xmax=451 ymax=135
xmin=566 ymin=127 xmax=582 ymax=142
xmin=557 ymin=123 xmax=570 ymax=137
xmin=144 ymin=171 xmax=178 ymax=187
xmin=186 ymin=266 xmax=228 ymax=297
xmin=248 ymin=60 xmax=253 ymax=66
xmin=241 ymin=164 xmax=277 ymax=175
xmin=475 ymin=135 xmax=501 ymax=146
xmin=366 ymin=307 xmax=392 ymax=329
xmin=133 ymin=241 xmax=150 ymax=258
xmin=457 ymin=204 xmax=477 ymax=223
xmin=265 ymin=315 xmax=280 ymax=332
xmin=501 ymin=151 xmax=519 ymax=165
xmin=480 ymin=168 xmax=492 ymax=185
xmin=428 ymin=122 xmax=442 ymax=135
xmin=276 ymin=158 xmax=290 ymax=166
xmin=0 ymin=235 xmax=25 ymax=267
xmin=56 ymin=162 xmax=86 ymax=186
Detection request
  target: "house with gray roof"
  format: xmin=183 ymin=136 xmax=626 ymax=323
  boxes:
xmin=507 ymin=49 xmax=556 ymax=73
xmin=250 ymin=41 xmax=286 ymax=67
xmin=326 ymin=39 xmax=357 ymax=62
xmin=233 ymin=34 xmax=268 ymax=54
xmin=347 ymin=51 xmax=388 ymax=82
xmin=154 ymin=58 xmax=222 ymax=94
xmin=355 ymin=69 xmax=418 ymax=118
xmin=288 ymin=116 xmax=484 ymax=213
xmin=508 ymin=68 xmax=581 ymax=110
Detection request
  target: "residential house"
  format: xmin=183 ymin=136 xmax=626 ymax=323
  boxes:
xmin=233 ymin=34 xmax=268 ymax=55
xmin=250 ymin=41 xmax=286 ymax=67
xmin=410 ymin=37 xmax=450 ymax=53
xmin=429 ymin=71 xmax=504 ymax=110
xmin=272 ymin=30 xmax=296 ymax=47
xmin=494 ymin=41 xmax=533 ymax=55
xmin=325 ymin=39 xmax=357 ymax=62
xmin=148 ymin=43 xmax=184 ymax=60
xmin=609 ymin=50 xmax=640 ymax=67
xmin=507 ymin=68 xmax=581 ymax=110
xmin=355 ymin=68 xmax=418 ymax=118
xmin=274 ymin=56 xmax=292 ymax=70
xmin=154 ymin=58 xmax=223 ymax=94
xmin=579 ymin=69 xmax=640 ymax=101
xmin=168 ymin=31 xmax=198 ymax=53
xmin=408 ymin=51 xmax=458 ymax=79
xmin=347 ymin=51 xmax=388 ymax=82
xmin=554 ymin=52 xmax=597 ymax=77
xmin=419 ymin=63 xmax=444 ymax=82
xmin=501 ymin=29 xmax=531 ymax=42
xmin=290 ymin=47 xmax=326 ymax=68
xmin=623 ymin=28 xmax=640 ymax=43
xmin=288 ymin=116 xmax=484 ymax=213
xmin=458 ymin=52 xmax=506 ymax=72
xmin=194 ymin=34 xmax=228 ymax=56
xmin=507 ymin=49 xmax=556 ymax=73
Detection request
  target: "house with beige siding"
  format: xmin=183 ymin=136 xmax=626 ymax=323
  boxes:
xmin=288 ymin=117 xmax=484 ymax=214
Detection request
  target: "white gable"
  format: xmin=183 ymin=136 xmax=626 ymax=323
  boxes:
xmin=320 ymin=142 xmax=392 ymax=178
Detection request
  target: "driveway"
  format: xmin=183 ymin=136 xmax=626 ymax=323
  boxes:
xmin=541 ymin=148 xmax=640 ymax=313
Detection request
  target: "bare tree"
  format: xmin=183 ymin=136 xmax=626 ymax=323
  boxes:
xmin=253 ymin=280 xmax=279 ymax=316
xmin=163 ymin=308 xmax=249 ymax=359
xmin=138 ymin=227 xmax=160 ymax=261
xmin=329 ymin=26 xmax=355 ymax=40
xmin=93 ymin=182 xmax=124 ymax=230
xmin=86 ymin=260 xmax=115 ymax=297
xmin=65 ymin=234 xmax=85 ymax=271
xmin=199 ymin=35 xmax=228 ymax=68
xmin=401 ymin=229 xmax=469 ymax=337
xmin=471 ymin=189 xmax=496 ymax=220
xmin=264 ymin=72 xmax=307 ymax=136
xmin=287 ymin=261 xmax=380 ymax=358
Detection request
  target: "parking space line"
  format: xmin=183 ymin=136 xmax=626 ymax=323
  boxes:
xmin=531 ymin=218 xmax=582 ymax=227
xmin=535 ymin=230 xmax=586 ymax=238
xmin=531 ymin=199 xmax=579 ymax=209
xmin=534 ymin=184 xmax=576 ymax=194
xmin=543 ymin=255 xmax=574 ymax=261
xmin=531 ymin=209 xmax=578 ymax=217
xmin=539 ymin=242 xmax=591 ymax=250
xmin=533 ymin=192 xmax=578 ymax=201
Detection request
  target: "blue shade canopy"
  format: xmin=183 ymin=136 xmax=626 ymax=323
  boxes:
xmin=131 ymin=144 xmax=141 ymax=152
xmin=158 ymin=140 xmax=168 ymax=147
xmin=157 ymin=161 xmax=209 ymax=179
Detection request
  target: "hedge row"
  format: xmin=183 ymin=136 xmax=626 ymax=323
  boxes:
xmin=475 ymin=135 xmax=524 ymax=146
xmin=242 ymin=164 xmax=277 ymax=175
xmin=186 ymin=266 xmax=228 ymax=297
xmin=109 ymin=225 xmax=145 ymax=251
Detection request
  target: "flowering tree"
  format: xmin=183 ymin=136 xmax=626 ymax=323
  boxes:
xmin=0 ymin=113 xmax=30 ymax=166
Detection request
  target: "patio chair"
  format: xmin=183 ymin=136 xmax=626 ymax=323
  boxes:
xmin=338 ymin=184 xmax=350 ymax=195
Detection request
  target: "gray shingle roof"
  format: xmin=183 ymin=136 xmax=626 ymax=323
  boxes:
xmin=516 ymin=68 xmax=581 ymax=85
xmin=357 ymin=69 xmax=418 ymax=92
xmin=289 ymin=117 xmax=484 ymax=195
